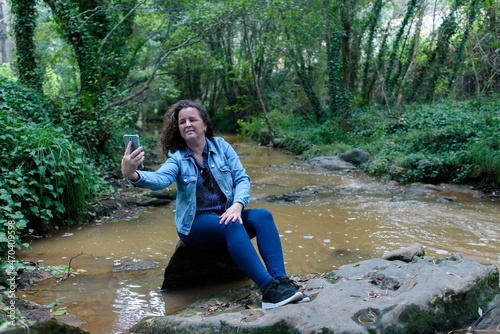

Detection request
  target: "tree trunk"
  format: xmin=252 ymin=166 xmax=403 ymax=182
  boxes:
xmin=218 ymin=29 xmax=240 ymax=108
xmin=395 ymin=0 xmax=427 ymax=117
xmin=340 ymin=0 xmax=351 ymax=131
xmin=43 ymin=0 xmax=101 ymax=107
xmin=288 ymin=39 xmax=324 ymax=121
xmin=242 ymin=13 xmax=274 ymax=137
xmin=327 ymin=28 xmax=342 ymax=117
xmin=0 ymin=0 xmax=9 ymax=64
xmin=361 ymin=0 xmax=384 ymax=103
xmin=385 ymin=0 xmax=418 ymax=95
xmin=10 ymin=0 xmax=42 ymax=91
xmin=468 ymin=31 xmax=481 ymax=98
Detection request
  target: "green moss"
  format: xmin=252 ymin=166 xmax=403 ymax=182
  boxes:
xmin=130 ymin=319 xmax=300 ymax=334
xmin=387 ymin=285 xmax=500 ymax=333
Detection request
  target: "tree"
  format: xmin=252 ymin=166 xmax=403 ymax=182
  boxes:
xmin=326 ymin=0 xmax=352 ymax=130
xmin=242 ymin=10 xmax=274 ymax=136
xmin=0 ymin=0 xmax=10 ymax=64
xmin=395 ymin=0 xmax=427 ymax=117
xmin=360 ymin=0 xmax=384 ymax=103
xmin=10 ymin=0 xmax=42 ymax=91
xmin=10 ymin=0 xmax=234 ymax=149
xmin=282 ymin=0 xmax=326 ymax=121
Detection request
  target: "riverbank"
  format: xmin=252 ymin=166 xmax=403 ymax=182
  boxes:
xmin=131 ymin=248 xmax=500 ymax=334
xmin=4 ymin=137 xmax=500 ymax=332
xmin=240 ymin=98 xmax=500 ymax=198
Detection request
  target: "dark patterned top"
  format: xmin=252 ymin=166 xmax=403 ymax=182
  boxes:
xmin=185 ymin=144 xmax=226 ymax=216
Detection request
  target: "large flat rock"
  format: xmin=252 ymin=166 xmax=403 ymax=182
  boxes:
xmin=132 ymin=254 xmax=499 ymax=333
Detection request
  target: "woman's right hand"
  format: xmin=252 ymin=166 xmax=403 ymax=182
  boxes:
xmin=121 ymin=141 xmax=145 ymax=181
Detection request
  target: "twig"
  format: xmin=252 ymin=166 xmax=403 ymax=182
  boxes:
xmin=54 ymin=252 xmax=98 ymax=286
xmin=98 ymin=1 xmax=145 ymax=54
xmin=469 ymin=306 xmax=497 ymax=331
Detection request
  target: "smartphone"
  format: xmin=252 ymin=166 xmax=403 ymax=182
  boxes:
xmin=123 ymin=134 xmax=144 ymax=170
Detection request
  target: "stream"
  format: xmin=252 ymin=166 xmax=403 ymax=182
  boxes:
xmin=19 ymin=134 xmax=500 ymax=333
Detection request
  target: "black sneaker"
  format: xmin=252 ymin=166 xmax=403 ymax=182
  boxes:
xmin=275 ymin=276 xmax=310 ymax=304
xmin=261 ymin=279 xmax=303 ymax=309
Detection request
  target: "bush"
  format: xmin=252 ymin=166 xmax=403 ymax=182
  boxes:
xmin=0 ymin=79 xmax=107 ymax=260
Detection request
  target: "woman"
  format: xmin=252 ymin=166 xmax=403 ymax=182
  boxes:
xmin=121 ymin=100 xmax=307 ymax=309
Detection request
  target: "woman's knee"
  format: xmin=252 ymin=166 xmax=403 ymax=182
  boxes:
xmin=225 ymin=221 xmax=248 ymax=235
xmin=247 ymin=208 xmax=274 ymax=222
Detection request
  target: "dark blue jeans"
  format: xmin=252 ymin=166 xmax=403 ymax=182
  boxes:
xmin=178 ymin=208 xmax=286 ymax=290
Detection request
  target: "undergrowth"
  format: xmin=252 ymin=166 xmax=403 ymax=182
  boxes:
xmin=238 ymin=97 xmax=500 ymax=190
xmin=0 ymin=78 xmax=109 ymax=263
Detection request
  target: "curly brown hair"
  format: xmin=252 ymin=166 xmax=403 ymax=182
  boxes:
xmin=159 ymin=100 xmax=214 ymax=156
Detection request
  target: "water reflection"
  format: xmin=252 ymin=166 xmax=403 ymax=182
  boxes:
xmin=112 ymin=284 xmax=164 ymax=331
xmin=18 ymin=134 xmax=500 ymax=333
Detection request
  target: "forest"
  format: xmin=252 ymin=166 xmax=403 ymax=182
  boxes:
xmin=0 ymin=0 xmax=499 ymax=262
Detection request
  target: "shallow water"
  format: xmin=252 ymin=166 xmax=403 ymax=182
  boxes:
xmin=19 ymin=134 xmax=500 ymax=333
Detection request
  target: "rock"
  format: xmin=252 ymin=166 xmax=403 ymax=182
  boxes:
xmin=417 ymin=158 xmax=432 ymax=170
xmin=423 ymin=184 xmax=444 ymax=192
xmin=436 ymin=196 xmax=456 ymax=203
xmin=381 ymin=243 xmax=425 ymax=262
xmin=1 ymin=318 xmax=89 ymax=334
xmin=132 ymin=252 xmax=500 ymax=334
xmin=143 ymin=151 xmax=161 ymax=168
xmin=263 ymin=185 xmax=336 ymax=203
xmin=89 ymin=199 xmax=134 ymax=217
xmin=474 ymin=294 xmax=500 ymax=330
xmin=136 ymin=189 xmax=176 ymax=206
xmin=389 ymin=164 xmax=406 ymax=180
xmin=265 ymin=192 xmax=301 ymax=203
xmin=112 ymin=260 xmax=158 ymax=272
xmin=299 ymin=156 xmax=355 ymax=171
xmin=145 ymin=189 xmax=177 ymax=200
xmin=3 ymin=301 xmax=88 ymax=334
xmin=161 ymin=241 xmax=247 ymax=291
xmin=339 ymin=149 xmax=370 ymax=165
xmin=136 ymin=198 xmax=171 ymax=206
xmin=16 ymin=265 xmax=53 ymax=288
xmin=258 ymin=128 xmax=272 ymax=146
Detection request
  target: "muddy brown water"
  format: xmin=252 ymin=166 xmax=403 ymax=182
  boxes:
xmin=19 ymin=134 xmax=500 ymax=333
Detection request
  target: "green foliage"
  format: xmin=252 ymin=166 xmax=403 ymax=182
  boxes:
xmin=34 ymin=4 xmax=79 ymax=99
xmin=10 ymin=0 xmax=43 ymax=91
xmin=5 ymin=0 xmax=500 ymax=207
xmin=0 ymin=64 xmax=16 ymax=82
xmin=377 ymin=99 xmax=500 ymax=185
xmin=367 ymin=157 xmax=392 ymax=176
xmin=0 ymin=78 xmax=107 ymax=259
xmin=240 ymin=97 xmax=500 ymax=189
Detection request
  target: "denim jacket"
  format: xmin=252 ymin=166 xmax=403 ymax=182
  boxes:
xmin=129 ymin=137 xmax=251 ymax=235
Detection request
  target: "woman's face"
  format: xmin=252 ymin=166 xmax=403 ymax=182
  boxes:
xmin=178 ymin=107 xmax=207 ymax=145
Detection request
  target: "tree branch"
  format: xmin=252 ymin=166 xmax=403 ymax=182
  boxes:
xmin=104 ymin=17 xmax=228 ymax=110
xmin=98 ymin=1 xmax=145 ymax=54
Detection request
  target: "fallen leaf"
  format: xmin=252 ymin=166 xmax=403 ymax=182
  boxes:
xmin=51 ymin=307 xmax=67 ymax=316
